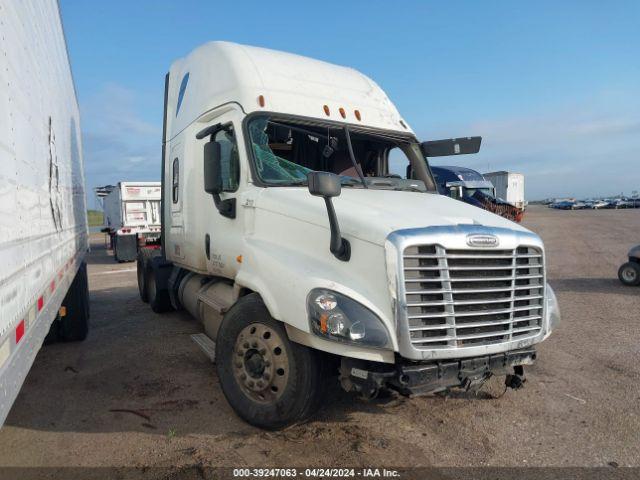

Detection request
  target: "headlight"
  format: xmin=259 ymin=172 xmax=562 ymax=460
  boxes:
xmin=545 ymin=283 xmax=561 ymax=334
xmin=307 ymin=289 xmax=392 ymax=349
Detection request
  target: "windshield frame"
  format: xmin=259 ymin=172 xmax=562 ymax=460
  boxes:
xmin=241 ymin=111 xmax=436 ymax=191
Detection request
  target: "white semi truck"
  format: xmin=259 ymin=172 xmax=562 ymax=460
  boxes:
xmin=101 ymin=182 xmax=162 ymax=262
xmin=0 ymin=1 xmax=89 ymax=425
xmin=137 ymin=41 xmax=560 ymax=429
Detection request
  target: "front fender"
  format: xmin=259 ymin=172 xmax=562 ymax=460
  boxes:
xmin=234 ymin=212 xmax=397 ymax=360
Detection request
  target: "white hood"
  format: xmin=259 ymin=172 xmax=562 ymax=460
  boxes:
xmin=255 ymin=187 xmax=530 ymax=246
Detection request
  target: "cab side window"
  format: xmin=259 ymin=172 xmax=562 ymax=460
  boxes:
xmin=214 ymin=126 xmax=240 ymax=192
xmin=387 ymin=146 xmax=409 ymax=178
xmin=172 ymin=158 xmax=179 ymax=203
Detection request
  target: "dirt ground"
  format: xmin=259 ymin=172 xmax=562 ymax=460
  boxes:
xmin=0 ymin=205 xmax=638 ymax=471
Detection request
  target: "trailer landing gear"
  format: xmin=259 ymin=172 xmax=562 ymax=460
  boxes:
xmin=45 ymin=262 xmax=90 ymax=343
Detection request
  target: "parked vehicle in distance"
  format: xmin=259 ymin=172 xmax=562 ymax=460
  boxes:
xmin=618 ymin=245 xmax=640 ymax=286
xmin=431 ymin=165 xmax=524 ymax=222
xmin=0 ymin=0 xmax=89 ymax=425
xmin=137 ymin=41 xmax=561 ymax=429
xmin=483 ymin=171 xmax=526 ymax=210
xmin=572 ymin=201 xmax=588 ymax=210
xmin=552 ymin=200 xmax=576 ymax=210
xmin=101 ymin=182 xmax=162 ymax=262
xmin=606 ymin=198 xmax=633 ymax=209
xmin=590 ymin=200 xmax=609 ymax=209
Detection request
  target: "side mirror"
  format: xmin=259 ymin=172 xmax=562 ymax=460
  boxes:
xmin=421 ymin=136 xmax=482 ymax=157
xmin=307 ymin=171 xmax=341 ymax=198
xmin=204 ymin=141 xmax=222 ymax=195
xmin=306 ymin=171 xmax=349 ymax=261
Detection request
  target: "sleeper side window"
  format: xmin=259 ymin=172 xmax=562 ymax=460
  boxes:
xmin=176 ymin=73 xmax=189 ymax=116
xmin=214 ymin=126 xmax=240 ymax=192
xmin=172 ymin=158 xmax=179 ymax=203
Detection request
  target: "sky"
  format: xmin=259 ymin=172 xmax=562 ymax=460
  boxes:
xmin=59 ymin=0 xmax=640 ymax=206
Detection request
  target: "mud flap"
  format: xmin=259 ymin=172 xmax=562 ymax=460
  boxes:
xmin=114 ymin=234 xmax=137 ymax=262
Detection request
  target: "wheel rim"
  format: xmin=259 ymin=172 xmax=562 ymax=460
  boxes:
xmin=232 ymin=323 xmax=289 ymax=403
xmin=622 ymin=267 xmax=637 ymax=282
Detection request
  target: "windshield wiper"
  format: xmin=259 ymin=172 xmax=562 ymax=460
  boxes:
xmin=282 ymin=179 xmax=308 ymax=186
xmin=344 ymin=126 xmax=368 ymax=189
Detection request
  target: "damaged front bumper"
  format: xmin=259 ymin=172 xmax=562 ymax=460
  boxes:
xmin=340 ymin=347 xmax=537 ymax=398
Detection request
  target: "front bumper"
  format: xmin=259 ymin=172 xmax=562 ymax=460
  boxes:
xmin=340 ymin=347 xmax=537 ymax=397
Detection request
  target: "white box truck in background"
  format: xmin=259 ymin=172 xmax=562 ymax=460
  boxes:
xmin=0 ymin=0 xmax=89 ymax=425
xmin=483 ymin=171 xmax=526 ymax=210
xmin=137 ymin=41 xmax=561 ymax=429
xmin=101 ymin=182 xmax=162 ymax=262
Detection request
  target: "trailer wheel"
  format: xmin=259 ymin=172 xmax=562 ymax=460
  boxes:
xmin=137 ymin=248 xmax=160 ymax=303
xmin=58 ymin=262 xmax=90 ymax=342
xmin=216 ymin=294 xmax=328 ymax=430
xmin=618 ymin=262 xmax=640 ymax=286
xmin=146 ymin=263 xmax=172 ymax=313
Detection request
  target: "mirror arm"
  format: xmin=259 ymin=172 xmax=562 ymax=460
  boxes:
xmin=213 ymin=195 xmax=236 ymax=219
xmin=196 ymin=123 xmax=222 ymax=140
xmin=324 ymin=197 xmax=350 ymax=261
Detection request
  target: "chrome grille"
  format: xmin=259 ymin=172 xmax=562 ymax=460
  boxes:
xmin=403 ymin=245 xmax=544 ymax=349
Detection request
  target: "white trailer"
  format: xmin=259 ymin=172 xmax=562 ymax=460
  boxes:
xmin=137 ymin=42 xmax=560 ymax=429
xmin=102 ymin=182 xmax=161 ymax=262
xmin=0 ymin=1 xmax=89 ymax=425
xmin=483 ymin=171 xmax=526 ymax=209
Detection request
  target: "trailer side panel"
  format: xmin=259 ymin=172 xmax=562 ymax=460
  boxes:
xmin=0 ymin=0 xmax=88 ymax=424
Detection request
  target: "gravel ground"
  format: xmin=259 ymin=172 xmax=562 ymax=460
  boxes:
xmin=0 ymin=205 xmax=638 ymax=472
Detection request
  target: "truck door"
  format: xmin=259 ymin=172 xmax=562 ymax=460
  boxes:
xmin=202 ymin=122 xmax=241 ymax=277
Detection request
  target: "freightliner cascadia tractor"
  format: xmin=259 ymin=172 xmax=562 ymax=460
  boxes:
xmin=137 ymin=42 xmax=560 ymax=429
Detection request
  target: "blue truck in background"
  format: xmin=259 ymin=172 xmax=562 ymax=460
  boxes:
xmin=431 ymin=165 xmax=524 ymax=222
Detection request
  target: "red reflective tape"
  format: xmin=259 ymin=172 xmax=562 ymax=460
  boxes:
xmin=37 ymin=296 xmax=44 ymax=311
xmin=16 ymin=320 xmax=25 ymax=344
xmin=50 ymin=280 xmax=55 ymax=293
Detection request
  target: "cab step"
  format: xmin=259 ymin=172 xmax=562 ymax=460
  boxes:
xmin=190 ymin=333 xmax=216 ymax=363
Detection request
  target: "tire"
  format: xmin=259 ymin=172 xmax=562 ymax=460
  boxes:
xmin=618 ymin=262 xmax=640 ymax=286
xmin=215 ymin=294 xmax=328 ymax=430
xmin=146 ymin=262 xmax=172 ymax=313
xmin=137 ymin=248 xmax=160 ymax=303
xmin=59 ymin=262 xmax=90 ymax=341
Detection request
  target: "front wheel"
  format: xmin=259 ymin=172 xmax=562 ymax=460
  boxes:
xmin=618 ymin=262 xmax=640 ymax=286
xmin=215 ymin=294 xmax=328 ymax=430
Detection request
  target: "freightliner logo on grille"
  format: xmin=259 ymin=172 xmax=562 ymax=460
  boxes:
xmin=466 ymin=234 xmax=500 ymax=248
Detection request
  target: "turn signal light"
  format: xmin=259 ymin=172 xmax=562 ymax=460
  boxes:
xmin=320 ymin=313 xmax=328 ymax=333
xmin=354 ymin=110 xmax=361 ymax=121
xmin=258 ymin=95 xmax=265 ymax=107
xmin=323 ymin=105 xmax=330 ymax=116
xmin=339 ymin=107 xmax=346 ymax=119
